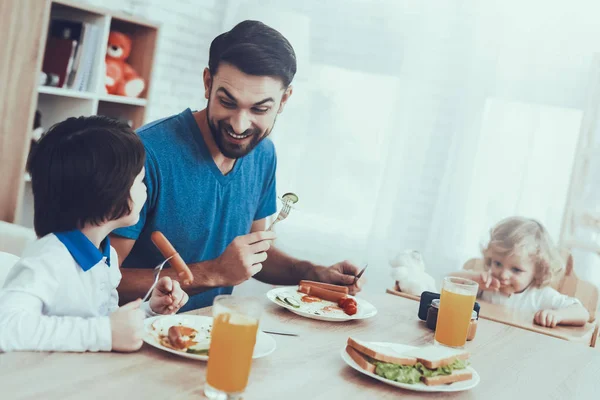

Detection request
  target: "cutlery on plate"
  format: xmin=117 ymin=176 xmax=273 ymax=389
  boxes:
xmin=262 ymin=330 xmax=299 ymax=337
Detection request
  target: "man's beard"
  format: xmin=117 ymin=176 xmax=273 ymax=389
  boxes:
xmin=206 ymin=100 xmax=276 ymax=159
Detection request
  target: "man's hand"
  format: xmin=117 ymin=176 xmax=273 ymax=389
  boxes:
xmin=149 ymin=277 xmax=189 ymax=314
xmin=213 ymin=231 xmax=277 ymax=286
xmin=534 ymin=309 xmax=560 ymax=328
xmin=313 ymin=260 xmax=364 ymax=295
xmin=110 ymin=299 xmax=145 ymax=352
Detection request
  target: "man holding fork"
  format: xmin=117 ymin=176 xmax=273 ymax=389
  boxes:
xmin=110 ymin=21 xmax=364 ymax=311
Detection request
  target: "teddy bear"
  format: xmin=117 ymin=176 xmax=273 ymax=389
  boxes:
xmin=390 ymin=250 xmax=437 ymax=296
xmin=105 ymin=31 xmax=145 ymax=97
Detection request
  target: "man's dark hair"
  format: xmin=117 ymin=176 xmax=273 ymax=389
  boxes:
xmin=209 ymin=20 xmax=297 ymax=87
xmin=28 ymin=115 xmax=145 ymax=237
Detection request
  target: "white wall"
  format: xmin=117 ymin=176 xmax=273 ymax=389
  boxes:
xmin=225 ymin=0 xmax=600 ymax=295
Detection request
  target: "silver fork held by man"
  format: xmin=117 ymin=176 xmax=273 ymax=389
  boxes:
xmin=267 ymin=201 xmax=292 ymax=231
xmin=267 ymin=192 xmax=298 ymax=231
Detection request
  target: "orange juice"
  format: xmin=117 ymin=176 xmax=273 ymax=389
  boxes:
xmin=435 ymin=288 xmax=476 ymax=347
xmin=206 ymin=313 xmax=259 ymax=393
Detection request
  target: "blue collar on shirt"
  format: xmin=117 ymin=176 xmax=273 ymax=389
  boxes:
xmin=55 ymin=230 xmax=111 ymax=271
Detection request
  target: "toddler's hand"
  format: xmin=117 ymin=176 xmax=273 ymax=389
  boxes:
xmin=149 ymin=277 xmax=189 ymax=315
xmin=110 ymin=298 xmax=145 ymax=352
xmin=478 ymin=271 xmax=501 ymax=292
xmin=534 ymin=309 xmax=560 ymax=328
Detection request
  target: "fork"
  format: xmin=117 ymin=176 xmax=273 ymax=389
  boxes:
xmin=267 ymin=201 xmax=292 ymax=231
xmin=142 ymin=255 xmax=174 ymax=302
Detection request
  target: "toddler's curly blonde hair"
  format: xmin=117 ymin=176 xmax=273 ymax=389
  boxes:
xmin=481 ymin=217 xmax=564 ymax=288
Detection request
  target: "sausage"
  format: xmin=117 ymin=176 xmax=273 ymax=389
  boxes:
xmin=298 ymin=285 xmax=311 ymax=295
xmin=298 ymin=284 xmax=347 ymax=303
xmin=151 ymin=231 xmax=194 ymax=285
xmin=299 ymin=280 xmax=349 ymax=294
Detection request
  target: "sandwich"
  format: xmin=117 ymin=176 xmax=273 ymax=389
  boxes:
xmin=346 ymin=337 xmax=472 ymax=386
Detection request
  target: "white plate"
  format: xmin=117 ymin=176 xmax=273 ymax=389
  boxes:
xmin=143 ymin=315 xmax=276 ymax=361
xmin=266 ymin=286 xmax=377 ymax=322
xmin=341 ymin=342 xmax=480 ymax=392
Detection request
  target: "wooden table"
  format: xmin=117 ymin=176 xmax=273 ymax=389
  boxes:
xmin=1 ymin=293 xmax=600 ymax=399
xmin=386 ymin=288 xmax=599 ymax=346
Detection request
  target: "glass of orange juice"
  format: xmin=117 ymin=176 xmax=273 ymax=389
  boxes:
xmin=434 ymin=277 xmax=478 ymax=348
xmin=204 ymin=295 xmax=261 ymax=399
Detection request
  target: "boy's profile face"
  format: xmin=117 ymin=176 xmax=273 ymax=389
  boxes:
xmin=119 ymin=167 xmax=147 ymax=227
xmin=204 ymin=63 xmax=292 ymax=159
xmin=488 ymin=251 xmax=536 ymax=294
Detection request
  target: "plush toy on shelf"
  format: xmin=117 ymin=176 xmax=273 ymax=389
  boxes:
xmin=105 ymin=31 xmax=145 ymax=97
xmin=390 ymin=250 xmax=437 ymax=296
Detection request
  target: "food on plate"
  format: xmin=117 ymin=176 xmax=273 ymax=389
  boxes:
xmin=346 ymin=337 xmax=417 ymax=369
xmin=152 ymin=320 xmax=211 ymax=355
xmin=298 ymin=285 xmax=348 ymax=303
xmin=338 ymin=297 xmax=358 ymax=316
xmin=151 ymin=231 xmax=194 ymax=285
xmin=346 ymin=337 xmax=472 ymax=386
xmin=167 ymin=325 xmax=198 ymax=350
xmin=275 ymin=295 xmax=301 ymax=308
xmin=299 ymin=280 xmax=349 ymax=294
xmin=271 ymin=286 xmax=368 ymax=318
xmin=301 ymin=295 xmax=321 ymax=303
xmin=296 ymin=284 xmax=359 ymax=316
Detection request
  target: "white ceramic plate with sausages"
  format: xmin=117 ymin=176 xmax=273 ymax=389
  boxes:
xmin=266 ymin=286 xmax=377 ymax=322
xmin=341 ymin=342 xmax=480 ymax=392
xmin=143 ymin=315 xmax=276 ymax=361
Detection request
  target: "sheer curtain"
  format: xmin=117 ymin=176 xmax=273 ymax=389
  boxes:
xmin=226 ymin=0 xmax=600 ymax=295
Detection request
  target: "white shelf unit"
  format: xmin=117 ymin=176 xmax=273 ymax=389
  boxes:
xmin=35 ymin=0 xmax=158 ymax=130
xmin=17 ymin=0 xmax=159 ymax=228
xmin=37 ymin=86 xmax=96 ymax=99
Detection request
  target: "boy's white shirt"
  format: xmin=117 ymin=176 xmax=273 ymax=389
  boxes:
xmin=0 ymin=234 xmax=158 ymax=353
xmin=479 ymin=285 xmax=581 ymax=313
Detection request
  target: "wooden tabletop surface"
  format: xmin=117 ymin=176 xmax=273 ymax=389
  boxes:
xmin=1 ymin=292 xmax=600 ymax=399
xmin=386 ymin=288 xmax=599 ymax=345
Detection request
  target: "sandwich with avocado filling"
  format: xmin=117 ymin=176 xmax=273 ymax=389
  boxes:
xmin=346 ymin=337 xmax=472 ymax=386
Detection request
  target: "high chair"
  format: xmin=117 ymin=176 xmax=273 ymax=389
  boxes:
xmin=463 ymin=250 xmax=598 ymax=322
xmin=462 ymin=250 xmax=599 ymax=347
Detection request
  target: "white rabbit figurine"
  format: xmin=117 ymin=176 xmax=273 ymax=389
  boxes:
xmin=390 ymin=250 xmax=437 ymax=296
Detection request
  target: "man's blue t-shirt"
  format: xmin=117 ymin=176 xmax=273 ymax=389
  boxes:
xmin=113 ymin=108 xmax=277 ymax=310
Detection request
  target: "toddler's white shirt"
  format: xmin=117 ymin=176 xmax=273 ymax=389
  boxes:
xmin=479 ymin=286 xmax=581 ymax=313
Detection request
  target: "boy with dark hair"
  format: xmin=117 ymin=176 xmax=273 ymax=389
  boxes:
xmin=0 ymin=116 xmax=188 ymax=353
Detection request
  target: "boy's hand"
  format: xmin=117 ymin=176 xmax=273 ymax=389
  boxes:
xmin=478 ymin=271 xmax=501 ymax=292
xmin=110 ymin=298 xmax=145 ymax=352
xmin=149 ymin=277 xmax=189 ymax=314
xmin=534 ymin=309 xmax=560 ymax=328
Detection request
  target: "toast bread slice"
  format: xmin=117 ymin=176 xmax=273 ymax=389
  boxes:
xmin=422 ymin=369 xmax=473 ymax=386
xmin=403 ymin=345 xmax=469 ymax=369
xmin=347 ymin=337 xmax=417 ymax=365
xmin=345 ymin=345 xmax=376 ymax=373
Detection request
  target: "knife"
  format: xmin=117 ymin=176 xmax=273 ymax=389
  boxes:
xmin=262 ymin=330 xmax=299 ymax=337
xmin=354 ymin=264 xmax=368 ymax=284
